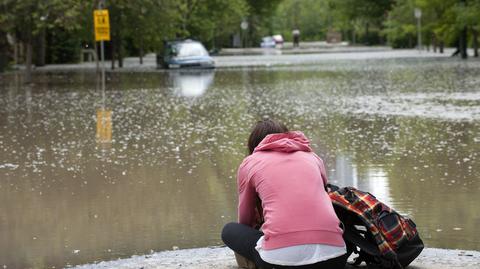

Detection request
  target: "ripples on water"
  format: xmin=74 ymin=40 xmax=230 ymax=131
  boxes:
xmin=0 ymin=58 xmax=479 ymax=268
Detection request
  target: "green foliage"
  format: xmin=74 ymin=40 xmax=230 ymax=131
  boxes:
xmin=4 ymin=0 xmax=82 ymax=42
xmin=272 ymin=0 xmax=330 ymax=41
xmin=383 ymin=0 xmax=417 ymax=48
xmin=244 ymin=0 xmax=283 ymax=45
xmin=269 ymin=0 xmax=394 ymax=44
xmin=328 ymin=0 xmax=394 ymax=44
xmin=46 ymin=26 xmax=81 ymax=63
xmin=1 ymin=0 xmax=249 ymax=66
xmin=174 ymin=0 xmax=248 ymax=49
xmin=385 ymin=0 xmax=480 ymax=48
xmin=2 ymin=0 xmax=480 ymax=69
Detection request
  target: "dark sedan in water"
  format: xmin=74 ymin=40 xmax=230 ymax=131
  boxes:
xmin=158 ymin=40 xmax=215 ymax=69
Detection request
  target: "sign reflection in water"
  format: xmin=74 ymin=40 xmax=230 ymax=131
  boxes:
xmin=96 ymin=109 xmax=112 ymax=143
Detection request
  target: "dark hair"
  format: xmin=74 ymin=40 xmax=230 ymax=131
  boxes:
xmin=247 ymin=119 xmax=288 ymax=155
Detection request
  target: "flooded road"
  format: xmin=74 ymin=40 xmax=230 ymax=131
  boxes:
xmin=1 ymin=58 xmax=479 ymax=268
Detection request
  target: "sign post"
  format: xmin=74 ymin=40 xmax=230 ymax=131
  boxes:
xmin=94 ymin=3 xmax=111 ymax=144
xmin=240 ymin=20 xmax=248 ymax=48
xmin=94 ymin=8 xmax=110 ymax=94
xmin=414 ymin=8 xmax=422 ymax=52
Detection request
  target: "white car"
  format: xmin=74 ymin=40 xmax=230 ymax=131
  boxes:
xmin=260 ymin=35 xmax=284 ymax=48
xmin=260 ymin=36 xmax=276 ymax=48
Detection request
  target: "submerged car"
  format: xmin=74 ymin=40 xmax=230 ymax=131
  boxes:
xmin=159 ymin=40 xmax=215 ymax=69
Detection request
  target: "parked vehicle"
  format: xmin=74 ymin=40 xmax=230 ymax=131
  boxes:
xmin=158 ymin=40 xmax=215 ymax=69
xmin=260 ymin=35 xmax=284 ymax=48
xmin=272 ymin=35 xmax=284 ymax=46
xmin=260 ymin=36 xmax=276 ymax=48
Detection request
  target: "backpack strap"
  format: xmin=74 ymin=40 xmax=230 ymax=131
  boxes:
xmin=343 ymin=226 xmax=381 ymax=257
xmin=326 ymin=183 xmax=339 ymax=192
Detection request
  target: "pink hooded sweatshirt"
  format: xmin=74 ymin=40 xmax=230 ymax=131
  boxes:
xmin=237 ymin=131 xmax=344 ymax=250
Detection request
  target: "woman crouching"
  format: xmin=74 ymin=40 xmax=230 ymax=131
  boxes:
xmin=222 ymin=119 xmax=347 ymax=269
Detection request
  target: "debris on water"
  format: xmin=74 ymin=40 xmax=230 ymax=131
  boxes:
xmin=0 ymin=164 xmax=18 ymax=170
xmin=1 ymin=59 xmax=480 ymax=268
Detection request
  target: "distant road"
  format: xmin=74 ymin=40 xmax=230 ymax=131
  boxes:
xmin=29 ymin=47 xmax=457 ymax=72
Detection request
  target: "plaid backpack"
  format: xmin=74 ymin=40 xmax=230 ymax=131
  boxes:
xmin=327 ymin=184 xmax=424 ymax=269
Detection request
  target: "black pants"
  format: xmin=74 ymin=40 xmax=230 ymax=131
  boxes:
xmin=221 ymin=222 xmax=348 ymax=269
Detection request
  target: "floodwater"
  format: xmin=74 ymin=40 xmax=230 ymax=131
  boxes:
xmin=1 ymin=58 xmax=479 ymax=268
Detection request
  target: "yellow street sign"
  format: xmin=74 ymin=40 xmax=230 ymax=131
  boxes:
xmin=94 ymin=9 xmax=110 ymax=41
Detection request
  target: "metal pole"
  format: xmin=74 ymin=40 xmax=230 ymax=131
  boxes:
xmin=414 ymin=8 xmax=422 ymax=52
xmin=98 ymin=0 xmax=106 ymax=105
xmin=417 ymin=17 xmax=422 ymax=51
xmin=101 ymin=40 xmax=105 ymax=105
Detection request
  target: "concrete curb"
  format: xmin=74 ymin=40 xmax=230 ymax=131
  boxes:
xmin=71 ymin=246 xmax=480 ymax=269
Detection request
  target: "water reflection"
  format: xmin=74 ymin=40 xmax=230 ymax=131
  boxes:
xmin=329 ymin=154 xmax=392 ymax=210
xmin=169 ymin=70 xmax=215 ymax=98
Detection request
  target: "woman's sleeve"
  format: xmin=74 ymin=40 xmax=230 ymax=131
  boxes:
xmin=237 ymin=161 xmax=256 ymax=227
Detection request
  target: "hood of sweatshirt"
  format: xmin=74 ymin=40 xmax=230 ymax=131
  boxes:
xmin=253 ymin=131 xmax=312 ymax=153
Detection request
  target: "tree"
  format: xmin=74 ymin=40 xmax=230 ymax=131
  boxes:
xmin=385 ymin=0 xmax=480 ymax=58
xmin=273 ymin=0 xmax=331 ymax=41
xmin=383 ymin=0 xmax=418 ymax=48
xmin=0 ymin=1 xmax=10 ymax=72
xmin=4 ymin=0 xmax=82 ymax=81
xmin=329 ymin=0 xmax=394 ymax=45
xmin=244 ymin=0 xmax=283 ymax=46
xmin=172 ymin=0 xmax=248 ymax=49
xmin=123 ymin=0 xmax=178 ymax=64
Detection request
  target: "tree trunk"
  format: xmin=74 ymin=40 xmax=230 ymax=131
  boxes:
xmin=364 ymin=23 xmax=369 ymax=45
xmin=25 ymin=41 xmax=33 ymax=83
xmin=351 ymin=29 xmax=356 ymax=45
xmin=439 ymin=41 xmax=444 ymax=53
xmin=118 ymin=44 xmax=123 ymax=68
xmin=139 ymin=38 xmax=143 ymax=65
xmin=14 ymin=42 xmax=18 ymax=65
xmin=473 ymin=29 xmax=479 ymax=57
xmin=432 ymin=34 xmax=437 ymax=53
xmin=0 ymin=31 xmax=8 ymax=72
xmin=117 ymin=36 xmax=123 ymax=68
xmin=460 ymin=26 xmax=468 ymax=59
xmin=111 ymin=39 xmax=115 ymax=70
xmin=34 ymin=27 xmax=46 ymax=67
